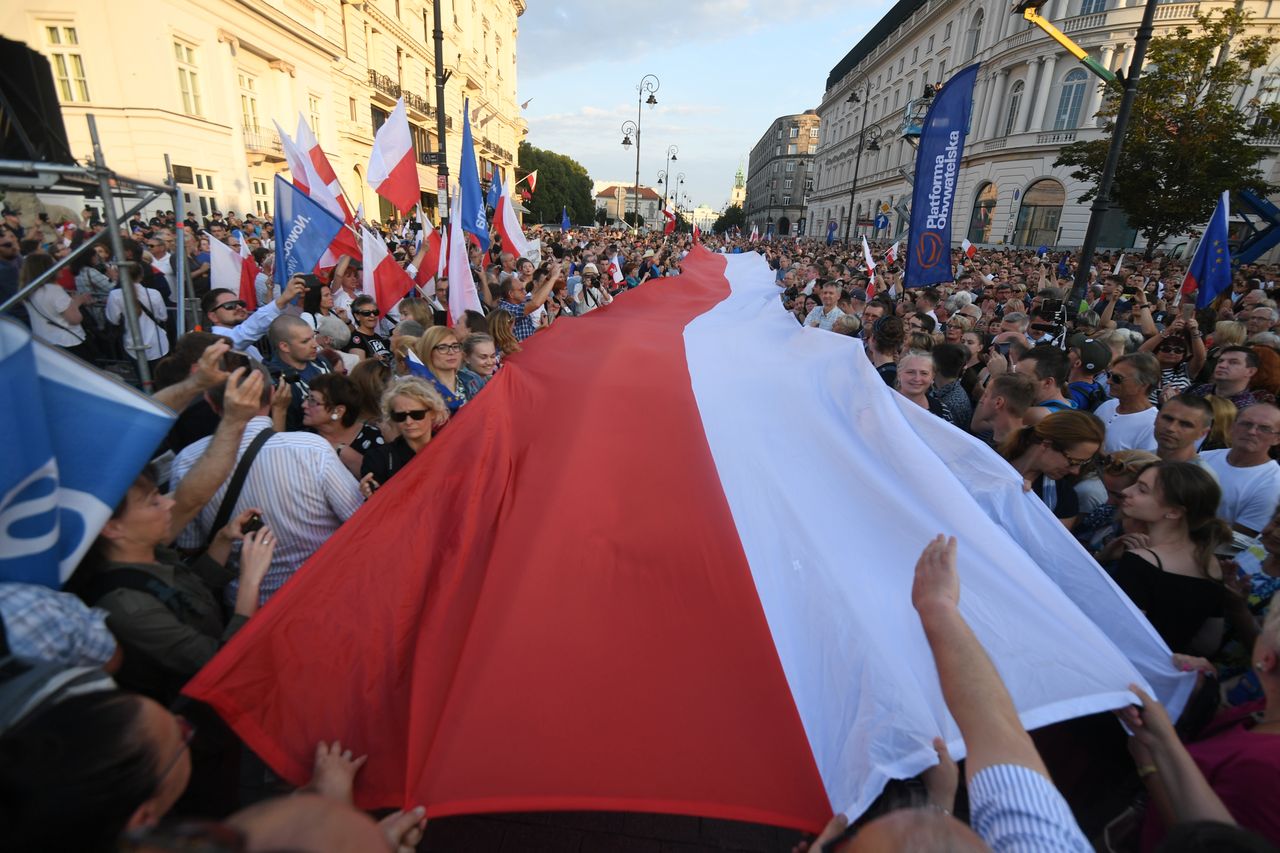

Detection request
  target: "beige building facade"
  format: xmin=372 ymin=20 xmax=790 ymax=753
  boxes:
xmin=1 ymin=0 xmax=526 ymax=224
xmin=744 ymin=110 xmax=820 ymax=238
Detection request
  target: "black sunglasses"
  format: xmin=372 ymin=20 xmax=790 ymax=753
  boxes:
xmin=354 ymin=309 xmax=379 ymax=317
xmin=389 ymin=409 xmax=429 ymax=423
xmin=214 ymin=300 xmax=246 ymax=311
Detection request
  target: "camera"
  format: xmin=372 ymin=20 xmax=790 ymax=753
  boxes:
xmin=241 ymin=512 xmax=265 ymax=535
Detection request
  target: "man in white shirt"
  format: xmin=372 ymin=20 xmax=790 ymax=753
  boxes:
xmin=804 ymin=281 xmax=846 ymax=331
xmin=200 ymin=276 xmax=304 ymax=361
xmin=1201 ymin=403 xmax=1280 ymax=536
xmin=1093 ymin=352 xmax=1159 ymax=453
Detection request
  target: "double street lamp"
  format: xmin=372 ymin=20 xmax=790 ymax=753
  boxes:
xmin=661 ymin=145 xmax=678 ymax=210
xmin=621 ymin=74 xmax=660 ymax=232
xmin=842 ymin=78 xmax=883 ymax=245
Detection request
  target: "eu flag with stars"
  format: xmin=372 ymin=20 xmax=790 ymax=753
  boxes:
xmin=1185 ymin=191 xmax=1232 ymax=309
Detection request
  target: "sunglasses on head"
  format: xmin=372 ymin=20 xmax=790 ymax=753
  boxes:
xmin=390 ymin=408 xmax=430 ymax=423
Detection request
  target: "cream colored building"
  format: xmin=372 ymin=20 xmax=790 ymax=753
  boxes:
xmin=690 ymin=205 xmax=717 ymax=231
xmin=594 ymin=183 xmax=662 ymax=228
xmin=1 ymin=0 xmax=526 ymax=225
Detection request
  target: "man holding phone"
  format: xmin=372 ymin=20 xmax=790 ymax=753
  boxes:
xmin=200 ymin=275 xmax=306 ymax=361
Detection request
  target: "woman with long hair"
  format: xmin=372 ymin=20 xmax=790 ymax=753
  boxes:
xmin=488 ymin=308 xmax=521 ymax=363
xmin=1108 ymin=461 xmax=1229 ymax=654
xmin=301 ymin=282 xmax=351 ymax=350
xmin=1075 ymin=450 xmax=1160 ymax=556
xmin=410 ymin=327 xmax=470 ymax=412
xmin=999 ymin=410 xmax=1106 ymax=530
xmin=1202 ymin=394 xmax=1237 ymax=451
xmin=23 ymin=252 xmax=96 ymax=360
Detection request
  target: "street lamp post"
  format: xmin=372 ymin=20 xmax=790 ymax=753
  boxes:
xmin=843 ymin=77 xmax=882 ymax=246
xmin=662 ymin=145 xmax=678 ymax=210
xmin=620 ymin=74 xmax=660 ymax=233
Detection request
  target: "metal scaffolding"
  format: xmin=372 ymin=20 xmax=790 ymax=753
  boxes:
xmin=0 ymin=114 xmax=192 ymax=390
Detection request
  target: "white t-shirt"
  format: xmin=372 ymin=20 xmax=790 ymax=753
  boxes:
xmin=28 ymin=284 xmax=86 ymax=348
xmin=1200 ymin=449 xmax=1280 ymax=533
xmin=1093 ymin=399 xmax=1157 ymax=453
xmin=106 ymin=285 xmax=169 ymax=361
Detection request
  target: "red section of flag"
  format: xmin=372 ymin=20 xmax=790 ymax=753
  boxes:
xmin=662 ymin=207 xmax=676 ymax=236
xmin=381 ymin=151 xmax=421 ymax=216
xmin=525 ymin=170 xmax=537 ymax=194
xmin=184 ymin=249 xmax=832 ymax=833
xmin=415 ymin=230 xmax=444 ymax=286
xmin=238 ymin=255 xmax=260 ymax=311
xmin=961 ymin=239 xmax=976 ymax=260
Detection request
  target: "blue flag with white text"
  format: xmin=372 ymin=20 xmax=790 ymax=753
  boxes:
xmin=1187 ymin=191 xmax=1232 ymax=309
xmin=0 ymin=320 xmax=174 ymax=587
xmin=561 ymin=206 xmax=571 ymax=231
xmin=274 ymin=175 xmax=345 ymax=288
xmin=459 ymin=99 xmax=490 ymax=251
xmin=486 ymin=175 xmax=502 ymax=212
xmin=904 ymin=63 xmax=980 ymax=289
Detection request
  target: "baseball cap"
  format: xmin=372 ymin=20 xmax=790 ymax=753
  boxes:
xmin=848 ymin=288 xmax=868 ymax=302
xmin=1069 ymin=335 xmax=1111 ymax=373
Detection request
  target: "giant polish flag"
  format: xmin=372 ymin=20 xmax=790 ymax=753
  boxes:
xmin=185 ymin=248 xmax=1191 ymax=830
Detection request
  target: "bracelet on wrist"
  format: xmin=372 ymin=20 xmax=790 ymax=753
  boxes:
xmin=1136 ymin=764 xmax=1158 ymax=779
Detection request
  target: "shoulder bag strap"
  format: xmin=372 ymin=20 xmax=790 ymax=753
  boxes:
xmin=205 ymin=428 xmax=275 ymax=547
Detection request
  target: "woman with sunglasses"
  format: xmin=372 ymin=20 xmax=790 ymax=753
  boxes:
xmin=409 ymin=327 xmax=477 ymax=412
xmin=345 ymin=294 xmax=392 ymax=364
xmin=1106 ymin=461 xmax=1230 ymax=654
xmin=359 ymin=377 xmax=448 ymax=492
xmin=999 ymin=410 xmax=1106 ymax=530
xmin=1138 ymin=316 xmax=1206 ymax=403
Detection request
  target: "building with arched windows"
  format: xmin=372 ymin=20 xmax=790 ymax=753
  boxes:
xmin=805 ymin=0 xmax=1280 ymax=251
xmin=745 ymin=110 xmax=822 ymax=238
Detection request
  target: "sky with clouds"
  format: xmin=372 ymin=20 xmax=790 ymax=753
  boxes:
xmin=516 ymin=0 xmax=894 ymax=216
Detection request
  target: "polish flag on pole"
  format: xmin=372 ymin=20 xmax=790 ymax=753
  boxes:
xmin=187 ymin=248 xmax=1191 ymax=834
xmin=208 ymin=234 xmax=257 ymax=311
xmin=367 ymin=98 xmax=421 ymax=215
xmin=296 ymin=115 xmax=353 ymax=221
xmin=749 ymin=223 xmax=759 ymax=243
xmin=275 ymin=120 xmax=311 ymax=194
xmin=231 ymin=229 xmax=261 ymax=310
xmin=413 ymin=211 xmax=444 ymax=287
xmin=884 ymin=241 xmax=900 ymax=267
xmin=361 ymin=226 xmax=414 ymax=319
xmin=862 ymin=235 xmax=877 ymax=299
xmin=493 ymin=179 xmax=534 ymax=262
xmin=961 ymin=238 xmax=977 ymax=260
xmin=519 ymin=170 xmax=538 ymax=194
xmin=662 ymin=206 xmax=677 ymax=236
xmin=692 ymin=222 xmax=701 ymax=244
xmin=447 ymin=190 xmax=483 ymax=323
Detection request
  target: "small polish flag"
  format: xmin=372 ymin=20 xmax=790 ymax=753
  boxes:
xmin=961 ymin=238 xmax=976 ymax=260
xmin=662 ymin=206 xmax=677 ymax=236
xmin=1112 ymin=253 xmax=1126 ymax=276
xmin=209 ymin=234 xmax=258 ymax=311
xmin=413 ymin=211 xmax=444 ymax=287
xmin=361 ymin=226 xmax=415 ymax=319
xmin=692 ymin=222 xmax=701 ymax=243
xmin=862 ymin=236 xmax=877 ymax=300
xmin=368 ymin=98 xmax=421 ymax=215
xmin=884 ymin=241 xmax=900 ymax=267
xmin=494 ymin=178 xmax=535 ymax=262
xmin=524 ymin=170 xmax=538 ymax=194
xmin=231 ymin=229 xmax=261 ymax=310
xmin=608 ymin=254 xmax=625 ymax=286
xmin=296 ymin=114 xmax=353 ymax=221
xmin=749 ymin=223 xmax=759 ymax=243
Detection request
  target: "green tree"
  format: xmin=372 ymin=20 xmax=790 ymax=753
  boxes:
xmin=1055 ymin=8 xmax=1280 ymax=256
xmin=517 ymin=142 xmax=595 ymax=226
xmin=622 ymin=211 xmax=646 ymax=227
xmin=594 ymin=207 xmax=609 ymax=226
xmin=712 ymin=204 xmax=745 ymax=234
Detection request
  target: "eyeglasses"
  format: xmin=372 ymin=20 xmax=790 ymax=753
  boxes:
xmin=214 ymin=300 xmax=246 ymax=311
xmin=301 ymin=395 xmax=328 ymax=408
xmin=1054 ymin=446 xmax=1096 ymax=467
xmin=432 ymin=343 xmax=463 ymax=353
xmin=390 ymin=408 xmax=430 ymax=422
xmin=353 ymin=309 xmax=379 ymax=317
xmin=155 ymin=715 xmax=197 ymax=788
xmin=1235 ymin=421 xmax=1280 ymax=436
xmin=1107 ymin=371 xmax=1129 ymax=384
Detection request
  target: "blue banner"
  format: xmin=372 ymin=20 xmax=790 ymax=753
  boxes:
xmin=826 ymin=221 xmax=837 ymax=245
xmin=561 ymin=206 xmax=571 ymax=231
xmin=459 ymin=98 xmax=490 ymax=251
xmin=904 ymin=63 xmax=980 ymax=289
xmin=0 ymin=320 xmax=174 ymax=587
xmin=274 ymin=175 xmax=345 ymax=287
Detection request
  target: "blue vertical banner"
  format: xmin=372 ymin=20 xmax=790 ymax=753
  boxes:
xmin=459 ymin=98 xmax=490 ymax=251
xmin=273 ymin=175 xmax=345 ymax=287
xmin=904 ymin=63 xmax=980 ymax=289
xmin=561 ymin=206 xmax=571 ymax=231
xmin=826 ymin=221 xmax=838 ymax=245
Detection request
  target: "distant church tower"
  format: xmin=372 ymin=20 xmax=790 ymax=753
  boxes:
xmin=729 ymin=161 xmax=746 ymax=208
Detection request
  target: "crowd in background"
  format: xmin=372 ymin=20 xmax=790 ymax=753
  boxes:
xmin=1 ymin=202 xmax=1279 ymax=852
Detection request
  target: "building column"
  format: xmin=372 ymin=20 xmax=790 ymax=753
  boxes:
xmin=1028 ymin=54 xmax=1058 ymax=133
xmin=1020 ymin=58 xmax=1043 ymax=134
xmin=971 ymin=75 xmax=991 ymax=141
xmin=1083 ymin=46 xmax=1115 ymax=128
xmin=983 ymin=69 xmax=1010 ymax=140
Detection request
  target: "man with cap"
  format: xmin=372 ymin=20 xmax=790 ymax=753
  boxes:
xmin=847 ymin=287 xmax=868 ymax=318
xmin=1065 ymin=335 xmax=1112 ymax=412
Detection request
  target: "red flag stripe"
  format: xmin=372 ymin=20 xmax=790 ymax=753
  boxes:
xmin=184 ymin=250 xmax=832 ymax=831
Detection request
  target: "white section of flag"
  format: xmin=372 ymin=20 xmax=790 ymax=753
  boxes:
xmin=447 ymin=190 xmax=482 ymax=322
xmin=368 ymin=98 xmax=413 ymax=190
xmin=208 ymin=234 xmax=243 ymax=291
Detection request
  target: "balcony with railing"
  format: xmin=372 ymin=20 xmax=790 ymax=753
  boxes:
xmin=367 ymin=69 xmax=453 ymax=130
xmin=243 ymin=127 xmax=284 ymax=162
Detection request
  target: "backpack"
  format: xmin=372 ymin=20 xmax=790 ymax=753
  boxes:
xmin=1068 ymin=380 xmax=1109 ymax=412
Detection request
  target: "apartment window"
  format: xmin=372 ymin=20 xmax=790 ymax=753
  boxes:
xmin=907 ymin=81 xmax=914 ymax=100
xmin=371 ymin=105 xmax=389 ymax=134
xmin=784 ymin=178 xmax=793 ymax=189
xmin=785 ymin=161 xmax=796 ymax=172
xmin=776 ymin=128 xmax=782 ymax=139
xmin=893 ymin=89 xmax=900 ymax=108
xmin=782 ymin=195 xmax=791 ymax=205
xmin=928 ymin=35 xmax=935 ymax=51
xmin=252 ymin=179 xmax=270 ymax=216
xmin=775 ymin=145 xmax=781 ymax=155
xmin=805 ymin=178 xmax=814 ymax=191
xmin=789 ymin=126 xmax=799 ymax=138
xmin=938 ymin=61 xmax=946 ymax=83
xmin=1053 ymin=69 xmax=1089 ymax=129
xmin=409 ymin=123 xmax=431 ymax=159
xmin=944 ymin=21 xmax=952 ymax=41
xmin=1080 ymin=0 xmax=1107 ymax=12
xmin=238 ymin=73 xmax=259 ymax=132
xmin=1004 ymin=80 xmax=1024 ymax=135
xmin=773 ymin=162 xmax=780 ymax=173
xmin=809 ymin=127 xmax=819 ymax=138
xmin=174 ymin=40 xmax=203 ymax=116
xmin=44 ymin=25 xmax=90 ymax=102
xmin=897 ymin=58 xmax=904 ymax=73
xmin=308 ymin=95 xmax=322 ymax=141
xmin=349 ymin=97 xmax=357 ymax=121
xmin=912 ymin=47 xmax=919 ymax=64
xmin=788 ymin=143 xmax=797 ymax=154
xmin=188 ymin=170 xmax=216 ymax=216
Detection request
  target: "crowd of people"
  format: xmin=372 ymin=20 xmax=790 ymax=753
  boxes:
xmin=2 ymin=200 xmax=1279 ymax=852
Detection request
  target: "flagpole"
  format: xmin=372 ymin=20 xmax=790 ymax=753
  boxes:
xmin=432 ymin=0 xmax=451 ymax=229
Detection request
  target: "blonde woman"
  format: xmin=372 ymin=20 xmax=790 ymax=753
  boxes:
xmin=410 ymin=327 xmax=472 ymax=412
xmin=488 ymin=308 xmax=521 ymax=364
xmin=358 ymin=376 xmax=448 ymax=494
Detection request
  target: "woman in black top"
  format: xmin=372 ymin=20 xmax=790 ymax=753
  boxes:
xmin=346 ymin=294 xmax=392 ymax=364
xmin=999 ymin=410 xmax=1105 ymax=530
xmin=1107 ymin=461 xmax=1229 ymax=653
xmin=359 ymin=376 xmax=448 ymax=495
